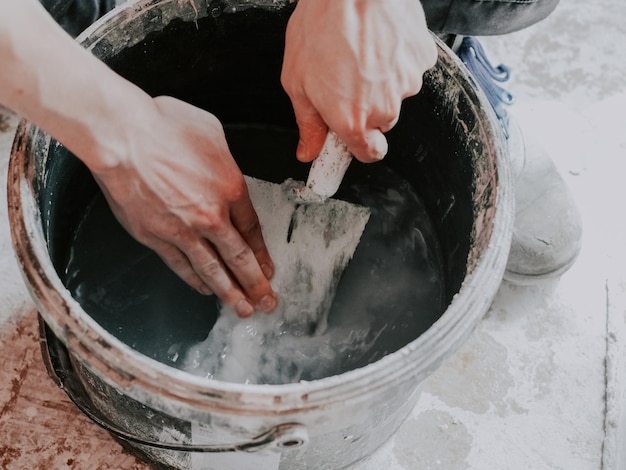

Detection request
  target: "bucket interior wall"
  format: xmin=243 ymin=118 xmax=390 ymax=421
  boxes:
xmin=40 ymin=6 xmax=477 ymax=309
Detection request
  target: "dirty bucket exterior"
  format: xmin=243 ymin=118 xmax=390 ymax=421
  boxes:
xmin=7 ymin=1 xmax=513 ymax=469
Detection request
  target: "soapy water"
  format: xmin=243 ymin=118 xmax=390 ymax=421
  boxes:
xmin=63 ymin=125 xmax=445 ymax=384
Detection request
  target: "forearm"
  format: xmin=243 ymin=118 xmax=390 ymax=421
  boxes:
xmin=0 ymin=0 xmax=154 ymax=173
xmin=1 ymin=0 xmax=279 ymax=311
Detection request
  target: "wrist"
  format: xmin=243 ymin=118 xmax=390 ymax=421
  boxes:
xmin=72 ymin=76 xmax=156 ymax=175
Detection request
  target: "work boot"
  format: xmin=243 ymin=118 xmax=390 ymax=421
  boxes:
xmin=455 ymin=37 xmax=582 ymax=284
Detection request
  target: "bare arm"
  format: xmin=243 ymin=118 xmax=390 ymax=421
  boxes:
xmin=0 ymin=0 xmax=277 ymax=316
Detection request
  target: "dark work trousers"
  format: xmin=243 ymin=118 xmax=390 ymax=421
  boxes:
xmin=423 ymin=0 xmax=559 ymax=36
xmin=41 ymin=0 xmax=559 ymax=38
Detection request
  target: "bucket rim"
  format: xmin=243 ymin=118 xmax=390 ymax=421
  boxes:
xmin=6 ymin=0 xmax=514 ymax=415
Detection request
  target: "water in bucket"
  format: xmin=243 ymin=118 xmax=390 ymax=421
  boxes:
xmin=63 ymin=125 xmax=446 ymax=384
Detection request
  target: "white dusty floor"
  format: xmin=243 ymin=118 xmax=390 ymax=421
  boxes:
xmin=1 ymin=0 xmax=626 ymax=468
xmin=355 ymin=1 xmax=626 ymax=468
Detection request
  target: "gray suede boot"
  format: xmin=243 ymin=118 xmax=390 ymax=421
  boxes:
xmin=457 ymin=37 xmax=582 ymax=284
xmin=503 ymin=118 xmax=582 ymax=283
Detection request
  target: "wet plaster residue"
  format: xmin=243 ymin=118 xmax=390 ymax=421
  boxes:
xmin=393 ymin=409 xmax=472 ymax=469
xmin=0 ymin=309 xmax=148 ymax=469
xmin=488 ymin=279 xmax=605 ymax=410
xmin=415 ymin=278 xmax=606 ymax=469
xmin=423 ymin=330 xmax=517 ymax=417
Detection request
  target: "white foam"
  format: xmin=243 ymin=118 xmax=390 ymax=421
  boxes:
xmin=182 ymin=176 xmax=371 ymax=384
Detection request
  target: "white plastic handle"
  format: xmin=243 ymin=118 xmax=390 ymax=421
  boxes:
xmin=304 ymin=131 xmax=352 ymax=200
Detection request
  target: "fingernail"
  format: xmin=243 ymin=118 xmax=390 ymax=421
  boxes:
xmin=236 ymin=299 xmax=254 ymax=317
xmin=200 ymin=285 xmax=213 ymax=295
xmin=259 ymin=294 xmax=277 ymax=313
xmin=261 ymin=263 xmax=274 ymax=279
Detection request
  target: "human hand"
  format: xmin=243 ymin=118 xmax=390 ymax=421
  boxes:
xmin=281 ymin=0 xmax=437 ymax=163
xmin=91 ymin=96 xmax=277 ymax=317
xmin=0 ymin=0 xmax=276 ymax=316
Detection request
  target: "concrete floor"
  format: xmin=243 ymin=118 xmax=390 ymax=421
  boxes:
xmin=1 ymin=0 xmax=626 ymax=468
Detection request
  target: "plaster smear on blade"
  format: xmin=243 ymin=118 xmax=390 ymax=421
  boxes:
xmin=183 ymin=176 xmax=371 ymax=384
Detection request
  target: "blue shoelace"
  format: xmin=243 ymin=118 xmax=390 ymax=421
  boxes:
xmin=456 ymin=37 xmax=515 ymax=136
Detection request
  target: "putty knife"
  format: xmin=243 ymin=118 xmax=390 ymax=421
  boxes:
xmin=248 ymin=131 xmax=370 ymax=334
